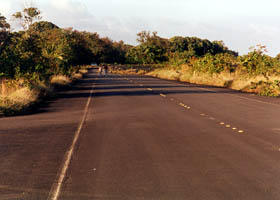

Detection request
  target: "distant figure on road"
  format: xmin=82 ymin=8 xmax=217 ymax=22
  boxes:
xmin=98 ymin=65 xmax=102 ymax=75
xmin=103 ymin=65 xmax=108 ymax=76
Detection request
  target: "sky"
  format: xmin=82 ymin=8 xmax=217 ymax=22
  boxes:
xmin=1 ymin=0 xmax=280 ymax=56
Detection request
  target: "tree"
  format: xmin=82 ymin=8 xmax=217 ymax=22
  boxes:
xmin=13 ymin=7 xmax=42 ymax=30
xmin=0 ymin=13 xmax=10 ymax=46
xmin=113 ymin=40 xmax=133 ymax=64
xmin=38 ymin=28 xmax=75 ymax=74
xmin=0 ymin=13 xmax=10 ymax=32
xmin=169 ymin=36 xmax=188 ymax=52
xmin=128 ymin=31 xmax=169 ymax=64
xmin=0 ymin=13 xmax=11 ymax=77
xmin=28 ymin=21 xmax=59 ymax=33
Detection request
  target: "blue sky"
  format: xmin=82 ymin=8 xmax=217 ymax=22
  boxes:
xmin=1 ymin=0 xmax=280 ymax=56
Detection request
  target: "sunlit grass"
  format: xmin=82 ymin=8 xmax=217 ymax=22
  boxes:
xmin=0 ymin=79 xmax=52 ymax=115
xmin=50 ymin=75 xmax=72 ymax=86
xmin=72 ymin=73 xmax=83 ymax=79
xmin=111 ymin=65 xmax=280 ymax=97
xmin=79 ymin=68 xmax=88 ymax=74
xmin=0 ymin=66 xmax=90 ymax=116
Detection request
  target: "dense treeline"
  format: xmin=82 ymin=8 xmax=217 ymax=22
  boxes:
xmin=1 ymin=7 xmax=280 ymax=82
xmin=0 ymin=8 xmax=129 ymax=80
xmin=0 ymin=7 xmax=240 ymax=80
xmin=126 ymin=31 xmax=238 ymax=65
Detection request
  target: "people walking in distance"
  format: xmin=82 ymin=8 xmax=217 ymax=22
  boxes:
xmin=98 ymin=65 xmax=102 ymax=75
xmin=103 ymin=64 xmax=108 ymax=76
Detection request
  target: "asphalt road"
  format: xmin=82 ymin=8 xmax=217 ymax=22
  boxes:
xmin=1 ymin=68 xmax=280 ymax=200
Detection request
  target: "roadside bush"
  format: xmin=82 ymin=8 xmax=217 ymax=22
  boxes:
xmin=168 ymin=50 xmax=195 ymax=66
xmin=249 ymin=80 xmax=280 ymax=96
xmin=240 ymin=45 xmax=279 ymax=77
xmin=190 ymin=53 xmax=238 ymax=74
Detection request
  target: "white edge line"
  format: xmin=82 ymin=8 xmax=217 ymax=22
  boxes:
xmin=47 ymin=80 xmax=95 ymax=200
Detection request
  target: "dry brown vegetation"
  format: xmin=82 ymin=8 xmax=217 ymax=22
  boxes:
xmin=111 ymin=64 xmax=280 ymax=97
xmin=0 ymin=78 xmax=50 ymax=115
xmin=0 ymin=67 xmax=89 ymax=116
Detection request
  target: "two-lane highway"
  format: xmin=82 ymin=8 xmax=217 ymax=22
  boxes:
xmin=1 ymin=69 xmax=280 ymax=199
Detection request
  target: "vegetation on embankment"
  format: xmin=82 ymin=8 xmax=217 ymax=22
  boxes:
xmin=1 ymin=6 xmax=126 ymax=116
xmin=111 ymin=46 xmax=280 ymax=97
xmin=0 ymin=67 xmax=89 ymax=116
xmin=111 ymin=31 xmax=280 ymax=97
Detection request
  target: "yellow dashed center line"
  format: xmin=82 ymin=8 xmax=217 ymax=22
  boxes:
xmin=238 ymin=130 xmax=244 ymax=133
xmin=129 ymin=81 xmax=245 ymax=135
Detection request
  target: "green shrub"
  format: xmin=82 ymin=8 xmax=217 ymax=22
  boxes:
xmin=240 ymin=45 xmax=279 ymax=77
xmin=190 ymin=53 xmax=237 ymax=74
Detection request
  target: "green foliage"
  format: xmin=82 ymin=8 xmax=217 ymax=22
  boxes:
xmin=168 ymin=50 xmax=195 ymax=66
xmin=1 ymin=8 xmax=130 ymax=81
xmin=28 ymin=21 xmax=59 ymax=33
xmin=127 ymin=31 xmax=238 ymax=65
xmin=190 ymin=53 xmax=237 ymax=74
xmin=39 ymin=29 xmax=75 ymax=74
xmin=169 ymin=36 xmax=238 ymax=58
xmin=240 ymin=45 xmax=278 ymax=76
xmin=0 ymin=31 xmax=39 ymax=79
xmin=126 ymin=31 xmax=168 ymax=64
xmin=250 ymin=80 xmax=280 ymax=97
xmin=0 ymin=14 xmax=11 ymax=76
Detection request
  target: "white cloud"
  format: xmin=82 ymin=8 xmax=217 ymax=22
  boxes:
xmin=0 ymin=1 xmax=11 ymax=16
xmin=48 ymin=0 xmax=86 ymax=14
xmin=250 ymin=24 xmax=280 ymax=38
xmin=0 ymin=0 xmax=21 ymax=17
xmin=247 ymin=24 xmax=280 ymax=56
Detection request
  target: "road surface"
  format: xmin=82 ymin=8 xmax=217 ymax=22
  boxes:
xmin=0 ymin=68 xmax=280 ymax=200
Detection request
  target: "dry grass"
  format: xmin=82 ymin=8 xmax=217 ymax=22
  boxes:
xmin=50 ymin=75 xmax=72 ymax=86
xmin=0 ymin=79 xmax=51 ymax=115
xmin=72 ymin=73 xmax=83 ymax=79
xmin=147 ymin=67 xmax=230 ymax=87
xmin=0 ymin=66 xmax=89 ymax=116
xmin=79 ymin=68 xmax=88 ymax=74
xmin=1 ymin=87 xmax=38 ymax=105
xmin=112 ymin=65 xmax=280 ymax=97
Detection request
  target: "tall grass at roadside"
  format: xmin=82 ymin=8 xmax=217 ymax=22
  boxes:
xmin=147 ymin=66 xmax=280 ymax=96
xmin=0 ymin=66 xmax=90 ymax=116
xmin=50 ymin=75 xmax=72 ymax=87
xmin=71 ymin=68 xmax=89 ymax=80
xmin=0 ymin=79 xmax=52 ymax=115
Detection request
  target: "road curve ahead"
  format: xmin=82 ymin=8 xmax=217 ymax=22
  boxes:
xmin=1 ymin=69 xmax=280 ymax=200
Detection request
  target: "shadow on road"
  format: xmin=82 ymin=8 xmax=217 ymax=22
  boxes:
xmin=58 ymin=73 xmax=240 ymax=99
